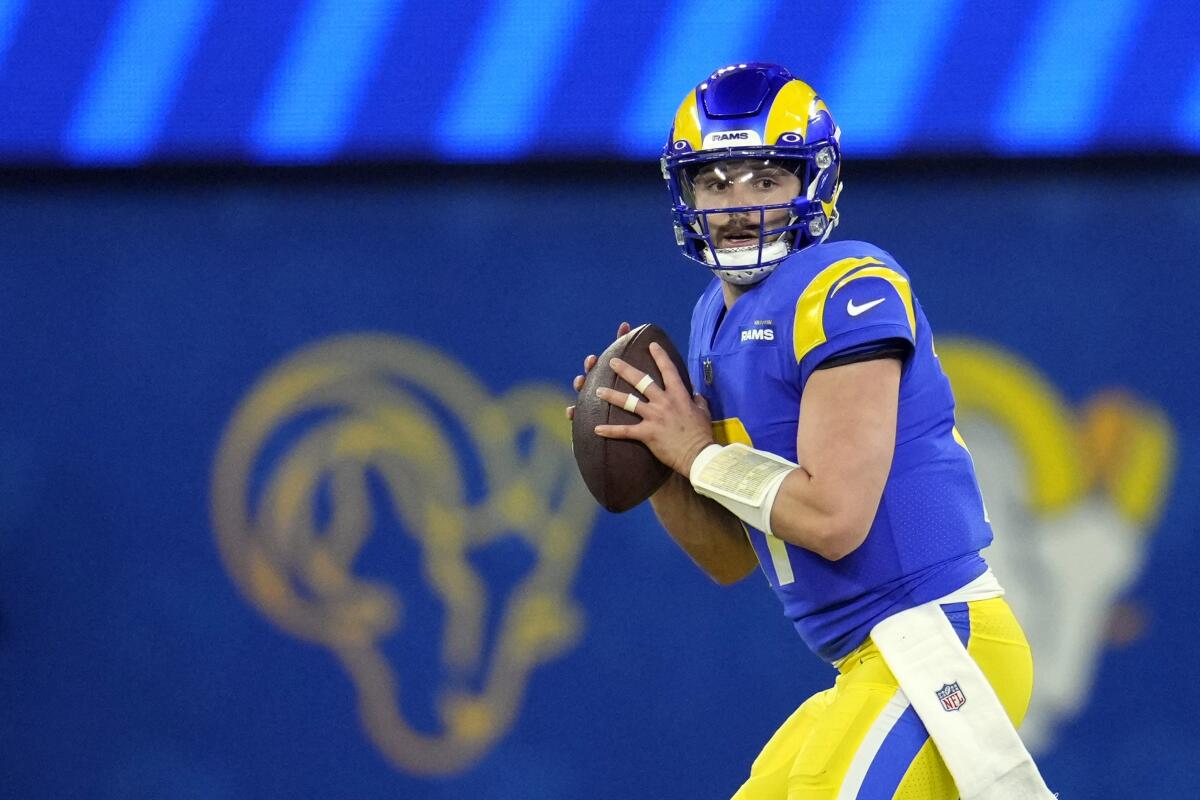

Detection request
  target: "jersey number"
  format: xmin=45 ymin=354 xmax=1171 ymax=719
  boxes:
xmin=710 ymin=418 xmax=796 ymax=586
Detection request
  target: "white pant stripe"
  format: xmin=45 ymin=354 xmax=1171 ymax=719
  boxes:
xmin=837 ymin=689 xmax=911 ymax=800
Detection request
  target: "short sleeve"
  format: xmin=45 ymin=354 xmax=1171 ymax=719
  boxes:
xmin=792 ymin=261 xmax=918 ymax=387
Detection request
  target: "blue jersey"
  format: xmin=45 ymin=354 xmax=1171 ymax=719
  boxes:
xmin=687 ymin=240 xmax=992 ymax=662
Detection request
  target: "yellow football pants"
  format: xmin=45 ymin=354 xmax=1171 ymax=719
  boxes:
xmin=731 ymin=597 xmax=1033 ymax=800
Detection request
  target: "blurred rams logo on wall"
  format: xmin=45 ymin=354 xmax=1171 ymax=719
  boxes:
xmin=940 ymin=338 xmax=1176 ymax=754
xmin=210 ymin=334 xmax=597 ymax=775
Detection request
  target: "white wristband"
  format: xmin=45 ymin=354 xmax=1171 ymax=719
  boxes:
xmin=688 ymin=443 xmax=799 ymax=536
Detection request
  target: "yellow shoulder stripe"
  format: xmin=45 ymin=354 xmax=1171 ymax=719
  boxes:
xmin=792 ymin=257 xmax=916 ymax=363
xmin=831 ymin=265 xmax=917 ymax=336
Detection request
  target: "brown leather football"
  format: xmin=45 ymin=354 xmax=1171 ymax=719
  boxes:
xmin=571 ymin=323 xmax=693 ymax=512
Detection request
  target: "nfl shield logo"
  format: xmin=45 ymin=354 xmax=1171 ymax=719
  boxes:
xmin=936 ymin=682 xmax=967 ymax=711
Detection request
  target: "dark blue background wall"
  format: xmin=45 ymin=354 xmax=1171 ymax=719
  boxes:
xmin=2 ymin=165 xmax=1197 ymax=798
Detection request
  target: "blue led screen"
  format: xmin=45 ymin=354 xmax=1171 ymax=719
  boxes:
xmin=2 ymin=0 xmax=1200 ymax=164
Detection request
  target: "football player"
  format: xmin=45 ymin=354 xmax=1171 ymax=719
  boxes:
xmin=570 ymin=64 xmax=1054 ymax=799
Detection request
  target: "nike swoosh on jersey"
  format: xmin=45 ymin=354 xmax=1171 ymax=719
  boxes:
xmin=847 ymin=297 xmax=886 ymax=316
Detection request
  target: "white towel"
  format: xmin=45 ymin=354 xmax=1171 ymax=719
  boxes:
xmin=871 ymin=603 xmax=1056 ymax=800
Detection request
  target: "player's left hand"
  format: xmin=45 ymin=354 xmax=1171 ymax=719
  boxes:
xmin=594 ymin=341 xmax=714 ymax=477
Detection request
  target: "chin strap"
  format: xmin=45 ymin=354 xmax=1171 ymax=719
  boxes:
xmin=702 ymin=238 xmax=791 ymax=268
xmin=702 ymin=240 xmax=789 ymax=285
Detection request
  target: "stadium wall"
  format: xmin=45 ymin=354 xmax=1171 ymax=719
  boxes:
xmin=1 ymin=164 xmax=1196 ymax=798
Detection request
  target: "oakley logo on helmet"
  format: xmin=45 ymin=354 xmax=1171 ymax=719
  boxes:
xmin=702 ymin=129 xmax=762 ymax=148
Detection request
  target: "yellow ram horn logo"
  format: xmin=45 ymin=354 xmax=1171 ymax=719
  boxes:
xmin=939 ymin=337 xmax=1175 ymax=752
xmin=210 ymin=333 xmax=598 ymax=775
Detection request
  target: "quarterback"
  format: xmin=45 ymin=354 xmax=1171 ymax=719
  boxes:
xmin=571 ymin=64 xmax=1054 ymax=799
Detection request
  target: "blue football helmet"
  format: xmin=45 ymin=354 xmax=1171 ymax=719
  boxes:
xmin=662 ymin=63 xmax=842 ymax=284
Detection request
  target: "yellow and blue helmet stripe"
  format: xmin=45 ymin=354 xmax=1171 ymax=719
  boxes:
xmin=662 ymin=63 xmax=842 ymax=277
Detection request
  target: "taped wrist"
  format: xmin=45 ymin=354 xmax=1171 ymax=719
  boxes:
xmin=688 ymin=443 xmax=799 ymax=536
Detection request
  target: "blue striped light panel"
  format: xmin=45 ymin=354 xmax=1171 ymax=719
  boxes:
xmin=0 ymin=0 xmax=1197 ymax=165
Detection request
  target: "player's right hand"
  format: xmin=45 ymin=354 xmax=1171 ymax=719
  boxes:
xmin=566 ymin=322 xmax=632 ymax=420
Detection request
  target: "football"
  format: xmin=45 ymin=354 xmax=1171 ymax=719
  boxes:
xmin=572 ymin=323 xmax=693 ymax=512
